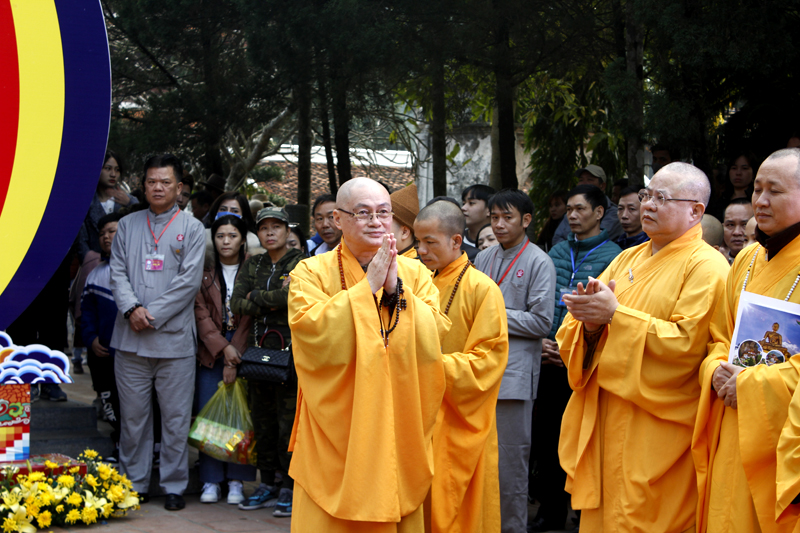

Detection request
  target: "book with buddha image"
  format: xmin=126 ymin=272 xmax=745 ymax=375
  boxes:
xmin=729 ymin=291 xmax=800 ymax=367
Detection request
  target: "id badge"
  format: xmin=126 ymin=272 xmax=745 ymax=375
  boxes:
xmin=559 ymin=287 xmax=571 ymax=306
xmin=145 ymin=253 xmax=165 ymax=271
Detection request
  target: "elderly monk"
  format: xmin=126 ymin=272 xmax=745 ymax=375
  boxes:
xmin=287 ymin=177 xmax=450 ymax=532
xmin=693 ymin=148 xmax=800 ymax=533
xmin=414 ymin=202 xmax=508 ymax=533
xmin=557 ymin=162 xmax=729 ymax=532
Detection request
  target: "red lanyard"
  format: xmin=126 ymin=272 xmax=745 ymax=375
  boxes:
xmin=147 ymin=211 xmax=180 ymax=252
xmin=493 ymin=239 xmax=529 ymax=286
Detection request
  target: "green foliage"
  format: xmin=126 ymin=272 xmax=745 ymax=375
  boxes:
xmin=520 ymin=70 xmax=626 ymax=222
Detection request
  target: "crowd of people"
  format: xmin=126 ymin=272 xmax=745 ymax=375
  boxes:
xmin=8 ymin=139 xmax=800 ymax=533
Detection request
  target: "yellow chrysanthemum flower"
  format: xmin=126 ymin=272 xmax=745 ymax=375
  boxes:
xmin=65 ymin=509 xmax=81 ymax=524
xmin=25 ymin=502 xmax=38 ymax=518
xmin=55 ymin=504 xmax=64 ymax=513
xmin=43 ymin=460 xmax=58 ymax=470
xmin=36 ymin=510 xmax=51 ymax=529
xmin=27 ymin=472 xmax=44 ymax=483
xmin=81 ymin=506 xmax=98 ymax=524
xmin=85 ymin=474 xmax=100 ymax=488
xmin=1 ymin=517 xmax=15 ymax=533
xmin=69 ymin=466 xmax=79 ymax=474
xmin=111 ymin=471 xmax=121 ymax=482
xmin=66 ymin=492 xmax=82 ymax=507
xmin=57 ymin=475 xmax=75 ymax=488
xmin=107 ymin=485 xmax=124 ymax=503
xmin=97 ymin=464 xmax=112 ymax=481
xmin=102 ymin=502 xmax=113 ymax=518
xmin=82 ymin=449 xmax=99 ymax=459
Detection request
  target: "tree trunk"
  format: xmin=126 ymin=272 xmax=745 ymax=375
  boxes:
xmin=495 ymin=68 xmax=518 ymax=190
xmin=200 ymin=0 xmax=224 ymax=178
xmin=317 ymin=63 xmax=337 ymax=195
xmin=489 ymin=107 xmax=502 ymax=190
xmin=296 ymin=82 xmax=313 ymax=208
xmin=431 ymin=59 xmax=447 ymax=197
xmin=625 ymin=1 xmax=645 ymax=187
xmin=331 ymin=76 xmax=352 ymax=185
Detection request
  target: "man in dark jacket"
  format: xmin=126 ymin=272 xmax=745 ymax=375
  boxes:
xmin=530 ymin=184 xmax=621 ymax=531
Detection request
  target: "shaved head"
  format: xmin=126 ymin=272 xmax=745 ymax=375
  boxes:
xmin=701 ymin=214 xmax=724 ymax=247
xmin=416 ymin=200 xmax=466 ymax=237
xmin=765 ymin=148 xmax=800 ymax=182
xmin=657 ymin=162 xmax=711 ymax=207
xmin=336 ymin=177 xmax=390 ymax=209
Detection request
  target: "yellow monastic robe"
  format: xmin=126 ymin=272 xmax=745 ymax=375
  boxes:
xmin=287 ymin=240 xmax=450 ymax=532
xmin=402 ymin=246 xmax=420 ymax=260
xmin=693 ymin=236 xmax=800 ymax=533
xmin=557 ymin=223 xmax=728 ymax=533
xmin=426 ymin=252 xmax=508 ymax=533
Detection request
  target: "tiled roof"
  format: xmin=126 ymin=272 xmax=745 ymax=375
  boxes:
xmin=258 ymin=161 xmax=415 ymax=205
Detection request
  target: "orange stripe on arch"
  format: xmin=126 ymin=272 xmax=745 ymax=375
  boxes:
xmin=0 ymin=0 xmax=64 ymax=296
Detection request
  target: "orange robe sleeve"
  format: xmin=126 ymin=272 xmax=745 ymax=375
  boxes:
xmin=287 ymin=243 xmax=449 ymax=523
xmin=430 ymin=256 xmax=508 ymax=533
xmin=557 ymin=225 xmax=728 ymax=532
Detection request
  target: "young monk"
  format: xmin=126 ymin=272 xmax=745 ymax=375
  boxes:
xmin=414 ymin=201 xmax=508 ymax=533
xmin=287 ymin=178 xmax=451 ymax=532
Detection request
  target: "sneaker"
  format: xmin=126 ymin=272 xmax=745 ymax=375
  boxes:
xmin=200 ymin=482 xmax=220 ymax=503
xmin=238 ymin=483 xmax=278 ymax=510
xmin=227 ymin=480 xmax=244 ymax=505
xmin=272 ymin=488 xmax=292 ymax=517
xmin=41 ymin=384 xmax=67 ymax=402
xmin=72 ymin=360 xmax=84 ymax=375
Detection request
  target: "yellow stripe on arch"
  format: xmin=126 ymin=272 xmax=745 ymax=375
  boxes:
xmin=0 ymin=0 xmax=65 ymax=295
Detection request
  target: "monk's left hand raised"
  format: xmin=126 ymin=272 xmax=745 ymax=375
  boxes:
xmin=383 ymin=233 xmax=398 ymax=295
xmin=563 ymin=277 xmax=618 ymax=332
xmin=716 ymin=362 xmax=745 ymax=409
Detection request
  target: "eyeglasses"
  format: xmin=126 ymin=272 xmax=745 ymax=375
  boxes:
xmin=337 ymin=208 xmax=393 ymax=222
xmin=638 ymin=189 xmax=698 ymax=207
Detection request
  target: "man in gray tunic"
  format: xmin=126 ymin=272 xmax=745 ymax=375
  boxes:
xmin=110 ymin=154 xmax=205 ymax=510
xmin=474 ymin=189 xmax=556 ymax=533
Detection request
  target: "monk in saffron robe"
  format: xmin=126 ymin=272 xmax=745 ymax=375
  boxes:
xmin=414 ymin=201 xmax=508 ymax=533
xmin=693 ymin=149 xmax=800 ymax=533
xmin=390 ymin=183 xmax=421 ymax=260
xmin=287 ymin=178 xmax=450 ymax=532
xmin=557 ymin=162 xmax=729 ymax=532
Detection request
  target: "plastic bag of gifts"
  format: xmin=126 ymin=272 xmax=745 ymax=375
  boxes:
xmin=188 ymin=379 xmax=255 ymax=465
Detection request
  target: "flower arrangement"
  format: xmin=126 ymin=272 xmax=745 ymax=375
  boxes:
xmin=0 ymin=450 xmax=139 ymax=531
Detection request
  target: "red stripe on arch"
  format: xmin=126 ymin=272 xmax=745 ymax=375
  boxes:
xmin=0 ymin=0 xmax=19 ymax=217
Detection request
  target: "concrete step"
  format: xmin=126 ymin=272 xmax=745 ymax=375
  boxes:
xmin=30 ymin=400 xmax=97 ymax=430
xmin=29 ymin=429 xmax=113 ymax=459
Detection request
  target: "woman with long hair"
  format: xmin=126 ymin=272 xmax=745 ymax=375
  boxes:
xmin=194 ymin=214 xmax=256 ymax=505
xmin=204 ymin=192 xmax=263 ymax=257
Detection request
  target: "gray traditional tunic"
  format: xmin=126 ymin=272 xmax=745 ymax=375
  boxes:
xmin=474 ymin=237 xmax=556 ymax=401
xmin=110 ymin=204 xmax=205 ymax=358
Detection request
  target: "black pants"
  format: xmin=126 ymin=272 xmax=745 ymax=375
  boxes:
xmin=87 ymin=347 xmax=121 ymax=445
xmin=531 ymin=364 xmax=573 ymax=528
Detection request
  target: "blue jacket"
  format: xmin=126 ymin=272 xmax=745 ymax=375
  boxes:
xmin=615 ymin=230 xmax=649 ymax=250
xmin=548 ymin=230 xmax=622 ymax=339
xmin=80 ymin=260 xmax=118 ymax=357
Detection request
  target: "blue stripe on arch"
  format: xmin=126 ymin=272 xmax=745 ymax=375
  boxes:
xmin=0 ymin=0 xmax=110 ymax=330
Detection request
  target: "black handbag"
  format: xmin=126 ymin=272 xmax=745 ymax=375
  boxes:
xmin=239 ymin=329 xmax=295 ymax=384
